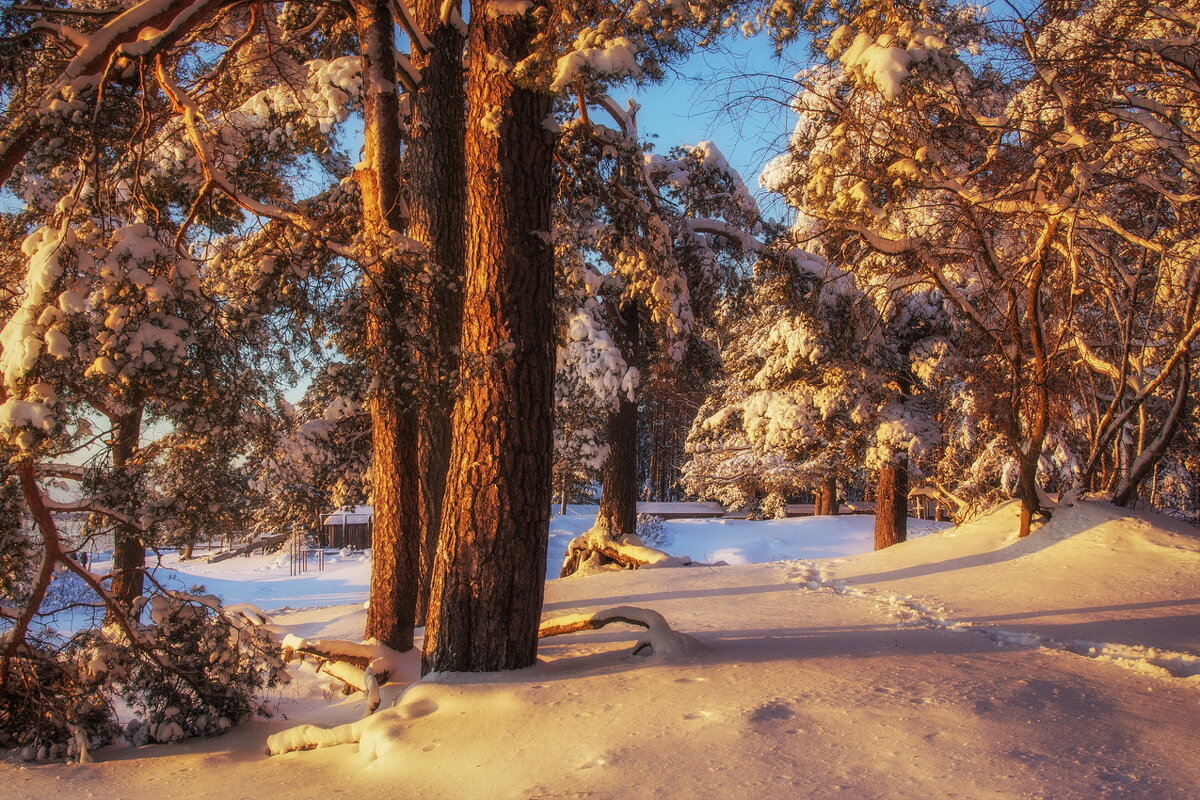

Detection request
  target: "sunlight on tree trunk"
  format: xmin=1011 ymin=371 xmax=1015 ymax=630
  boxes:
xmin=874 ymin=462 xmax=908 ymax=550
xmin=410 ymin=0 xmax=467 ymax=624
xmin=355 ymin=0 xmax=420 ymax=651
xmin=422 ymin=0 xmax=555 ymax=674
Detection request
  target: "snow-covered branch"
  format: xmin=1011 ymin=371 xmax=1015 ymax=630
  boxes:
xmin=538 ymin=606 xmax=705 ymax=658
xmin=0 ymin=0 xmax=231 ymax=188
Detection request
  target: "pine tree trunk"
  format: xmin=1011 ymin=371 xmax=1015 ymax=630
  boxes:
xmin=874 ymin=462 xmax=908 ymax=550
xmin=422 ymin=1 xmax=555 ymax=674
xmin=107 ymin=406 xmax=145 ymax=622
xmin=355 ymin=0 xmax=421 ymax=652
xmin=596 ymin=393 xmax=639 ymax=539
xmin=410 ymin=0 xmax=467 ymax=624
xmin=815 ymin=475 xmax=838 ymax=516
xmin=596 ymin=301 xmax=640 ymax=539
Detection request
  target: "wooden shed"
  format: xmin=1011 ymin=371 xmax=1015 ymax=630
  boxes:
xmin=321 ymin=505 xmax=373 ymax=550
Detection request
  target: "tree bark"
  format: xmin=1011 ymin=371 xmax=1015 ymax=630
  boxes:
xmin=422 ymin=0 xmax=555 ymax=674
xmin=107 ymin=406 xmax=145 ymax=621
xmin=874 ymin=462 xmax=908 ymax=550
xmin=595 ymin=301 xmax=640 ymax=539
xmin=355 ymin=0 xmax=421 ymax=652
xmin=410 ymin=0 xmax=467 ymax=625
xmin=815 ymin=474 xmax=838 ymax=516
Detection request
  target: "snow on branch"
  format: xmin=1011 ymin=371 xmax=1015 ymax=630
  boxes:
xmin=538 ymin=606 xmax=705 ymax=658
xmin=42 ymin=497 xmax=148 ymax=533
xmin=152 ymin=57 xmax=367 ymax=259
xmin=391 ymin=0 xmax=432 ymax=56
xmin=0 ymin=0 xmax=230 ymax=188
xmin=593 ymin=95 xmax=637 ymax=139
xmin=280 ymin=634 xmax=408 ymax=694
xmin=559 ymin=526 xmax=692 ymax=578
xmin=550 ymin=37 xmax=642 ymax=93
xmin=686 ymin=218 xmax=764 ymax=254
xmin=394 ymin=51 xmax=421 ymax=94
xmin=28 ymin=20 xmax=91 ymax=50
xmin=266 ymin=717 xmax=367 ymax=755
xmin=439 ymin=0 xmax=467 ymax=35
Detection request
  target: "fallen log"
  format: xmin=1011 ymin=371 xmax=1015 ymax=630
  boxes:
xmin=559 ymin=529 xmax=691 ymax=578
xmin=537 ymin=606 xmax=705 ymax=658
xmin=280 ymin=637 xmax=401 ymax=693
xmin=206 ymin=532 xmax=290 ymax=563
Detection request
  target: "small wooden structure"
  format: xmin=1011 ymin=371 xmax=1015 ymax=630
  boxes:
xmin=635 ymin=501 xmax=725 ymax=519
xmin=908 ymin=488 xmax=948 ymax=521
xmin=320 ymin=505 xmax=373 ymax=550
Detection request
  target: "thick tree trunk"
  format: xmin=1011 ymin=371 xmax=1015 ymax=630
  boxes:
xmin=874 ymin=462 xmax=908 ymax=550
xmin=422 ymin=1 xmax=555 ymax=674
xmin=107 ymin=406 xmax=145 ymax=621
xmin=597 ymin=395 xmax=639 ymax=540
xmin=815 ymin=475 xmax=838 ymax=516
xmin=355 ymin=0 xmax=421 ymax=652
xmin=410 ymin=0 xmax=467 ymax=625
xmin=596 ymin=302 xmax=640 ymax=539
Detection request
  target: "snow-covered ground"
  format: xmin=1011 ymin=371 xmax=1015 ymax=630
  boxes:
xmin=5 ymin=501 xmax=1199 ymax=799
xmin=125 ymin=507 xmax=945 ymax=598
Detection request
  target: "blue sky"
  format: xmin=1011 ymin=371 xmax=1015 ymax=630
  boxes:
xmin=626 ymin=33 xmax=807 ymax=221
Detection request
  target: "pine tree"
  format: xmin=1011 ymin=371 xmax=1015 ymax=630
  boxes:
xmin=421 ymin=0 xmax=557 ymax=674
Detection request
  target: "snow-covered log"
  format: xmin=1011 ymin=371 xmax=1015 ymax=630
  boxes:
xmin=280 ymin=635 xmax=405 ymax=693
xmin=559 ymin=527 xmax=691 ymax=578
xmin=266 ymin=719 xmax=366 ymax=755
xmin=538 ymin=606 xmax=704 ymax=658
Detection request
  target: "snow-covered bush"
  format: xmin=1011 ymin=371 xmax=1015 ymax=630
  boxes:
xmin=89 ymin=592 xmax=287 ymax=745
xmin=634 ymin=513 xmax=668 ymax=547
xmin=0 ymin=637 xmax=120 ymax=761
xmin=761 ymin=492 xmax=787 ymax=520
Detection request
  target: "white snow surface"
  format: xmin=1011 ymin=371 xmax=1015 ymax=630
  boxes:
xmin=5 ymin=500 xmax=1200 ymax=799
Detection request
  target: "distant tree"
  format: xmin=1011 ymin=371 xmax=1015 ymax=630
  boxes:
xmin=551 ymin=366 xmax=607 ymax=513
xmin=151 ymin=433 xmax=251 ymax=559
xmin=248 ymin=362 xmax=371 ymax=542
xmin=683 ymin=240 xmax=946 ymax=544
xmin=555 ymin=109 xmax=759 ymax=549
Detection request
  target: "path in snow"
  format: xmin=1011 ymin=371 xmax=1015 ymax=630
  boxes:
xmin=782 ymin=558 xmax=1200 ymax=682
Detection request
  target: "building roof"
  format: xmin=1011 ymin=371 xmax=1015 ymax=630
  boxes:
xmin=322 ymin=505 xmax=373 ymax=525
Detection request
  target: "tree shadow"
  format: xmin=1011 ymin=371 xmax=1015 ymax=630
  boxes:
xmin=528 ymin=621 xmax=989 ymax=684
xmin=542 ymin=581 xmax=794 ymax=613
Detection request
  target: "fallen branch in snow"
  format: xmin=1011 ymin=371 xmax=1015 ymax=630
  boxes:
xmin=538 ymin=606 xmax=705 ymax=658
xmin=559 ymin=528 xmax=692 ymax=578
xmin=266 ymin=609 xmax=701 ymax=757
xmin=280 ymin=635 xmax=403 ymax=694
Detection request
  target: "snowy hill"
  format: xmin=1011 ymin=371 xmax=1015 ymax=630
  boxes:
xmin=4 ymin=501 xmax=1198 ymax=799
